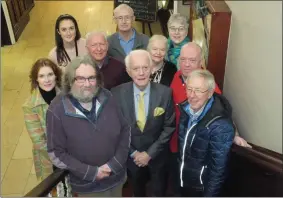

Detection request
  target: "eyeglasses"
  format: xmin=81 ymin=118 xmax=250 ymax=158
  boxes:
xmin=131 ymin=66 xmax=150 ymax=73
xmin=180 ymin=58 xmax=199 ymax=65
xmin=169 ymin=26 xmax=186 ymax=33
xmin=75 ymin=76 xmax=97 ymax=84
xmin=115 ymin=15 xmax=133 ymax=22
xmin=186 ymin=87 xmax=209 ymax=96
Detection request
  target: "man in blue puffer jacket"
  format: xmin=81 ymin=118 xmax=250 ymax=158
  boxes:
xmin=178 ymin=69 xmax=235 ymax=197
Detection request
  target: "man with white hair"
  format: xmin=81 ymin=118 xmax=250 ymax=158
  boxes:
xmin=111 ymin=49 xmax=175 ymax=196
xmin=86 ymin=31 xmax=131 ymax=90
xmin=178 ymin=69 xmax=235 ymax=196
xmin=168 ymin=42 xmax=251 ymax=196
xmin=107 ymin=4 xmax=149 ymax=63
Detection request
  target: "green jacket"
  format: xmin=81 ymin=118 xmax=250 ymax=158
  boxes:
xmin=22 ymin=87 xmax=59 ymax=180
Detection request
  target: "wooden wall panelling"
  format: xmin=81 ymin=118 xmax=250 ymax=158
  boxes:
xmin=206 ymin=1 xmax=231 ymax=90
xmin=188 ymin=1 xmax=231 ymax=90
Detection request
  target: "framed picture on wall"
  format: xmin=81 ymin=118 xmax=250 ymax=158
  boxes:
xmin=182 ymin=0 xmax=192 ymax=5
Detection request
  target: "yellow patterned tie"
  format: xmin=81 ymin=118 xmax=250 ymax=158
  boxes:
xmin=137 ymin=91 xmax=146 ymax=132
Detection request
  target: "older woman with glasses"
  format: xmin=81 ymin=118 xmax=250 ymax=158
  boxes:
xmin=166 ymin=13 xmax=190 ymax=68
xmin=147 ymin=35 xmax=177 ymax=86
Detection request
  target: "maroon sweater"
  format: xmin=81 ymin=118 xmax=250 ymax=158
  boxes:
xmin=100 ymin=56 xmax=131 ymax=90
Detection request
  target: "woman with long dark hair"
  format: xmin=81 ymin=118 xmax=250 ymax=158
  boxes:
xmin=49 ymin=14 xmax=87 ymax=72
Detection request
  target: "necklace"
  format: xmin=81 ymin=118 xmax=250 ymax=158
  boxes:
xmin=151 ymin=62 xmax=165 ymax=84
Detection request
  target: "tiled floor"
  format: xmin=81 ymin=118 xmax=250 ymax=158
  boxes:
xmin=1 ymin=1 xmax=162 ymax=196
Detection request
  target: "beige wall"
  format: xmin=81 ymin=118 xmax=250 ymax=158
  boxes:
xmin=224 ymin=1 xmax=282 ymax=153
xmin=176 ymin=1 xmax=190 ymax=17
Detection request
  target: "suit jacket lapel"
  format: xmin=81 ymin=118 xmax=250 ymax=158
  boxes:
xmin=144 ymin=82 xmax=157 ymax=130
xmin=125 ymin=82 xmax=137 ymax=125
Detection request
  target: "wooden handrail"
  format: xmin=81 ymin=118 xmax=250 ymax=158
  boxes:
xmin=24 ymin=143 xmax=282 ymax=197
xmin=24 ymin=169 xmax=69 ymax=197
xmin=231 ymin=143 xmax=283 ymax=175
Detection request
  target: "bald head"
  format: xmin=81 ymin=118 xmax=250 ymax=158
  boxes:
xmin=180 ymin=42 xmax=202 ymax=59
xmin=179 ymin=42 xmax=203 ymax=77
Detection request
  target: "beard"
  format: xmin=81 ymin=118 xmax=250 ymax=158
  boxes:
xmin=71 ymin=85 xmax=99 ymax=103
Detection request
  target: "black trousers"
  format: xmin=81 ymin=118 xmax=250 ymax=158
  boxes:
xmin=181 ymin=187 xmax=204 ymax=197
xmin=127 ymin=155 xmax=167 ymax=197
xmin=166 ymin=151 xmax=181 ymax=196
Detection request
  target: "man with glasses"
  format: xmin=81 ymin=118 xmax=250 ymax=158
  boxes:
xmin=168 ymin=42 xmax=251 ymax=196
xmin=46 ymin=56 xmax=131 ymax=197
xmin=107 ymin=4 xmax=149 ymax=63
xmin=111 ymin=49 xmax=175 ymax=196
xmin=178 ymin=69 xmax=235 ymax=196
xmin=86 ymin=31 xmax=131 ymax=90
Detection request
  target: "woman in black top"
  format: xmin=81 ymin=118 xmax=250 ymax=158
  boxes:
xmin=147 ymin=35 xmax=177 ymax=86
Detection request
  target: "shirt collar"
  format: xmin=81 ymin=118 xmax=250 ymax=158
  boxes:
xmin=188 ymin=103 xmax=206 ymax=120
xmin=133 ymin=82 xmax=150 ymax=96
xmin=118 ymin=28 xmax=136 ymax=42
xmin=96 ymin=56 xmax=109 ymax=69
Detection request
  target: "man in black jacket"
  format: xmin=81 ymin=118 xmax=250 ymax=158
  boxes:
xmin=111 ymin=49 xmax=175 ymax=196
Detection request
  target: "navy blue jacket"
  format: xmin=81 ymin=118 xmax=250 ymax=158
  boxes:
xmin=178 ymin=93 xmax=235 ymax=196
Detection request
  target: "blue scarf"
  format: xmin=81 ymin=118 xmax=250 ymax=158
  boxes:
xmin=166 ymin=36 xmax=190 ymax=69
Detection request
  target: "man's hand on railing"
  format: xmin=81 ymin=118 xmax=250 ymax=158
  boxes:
xmin=233 ymin=135 xmax=252 ymax=148
xmin=97 ymin=164 xmax=111 ymax=180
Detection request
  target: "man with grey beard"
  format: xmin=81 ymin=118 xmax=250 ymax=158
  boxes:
xmin=46 ymin=56 xmax=131 ymax=196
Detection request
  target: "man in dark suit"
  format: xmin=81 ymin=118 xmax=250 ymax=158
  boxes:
xmin=111 ymin=49 xmax=175 ymax=197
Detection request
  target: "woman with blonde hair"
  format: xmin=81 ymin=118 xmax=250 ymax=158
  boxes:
xmin=147 ymin=34 xmax=177 ymax=86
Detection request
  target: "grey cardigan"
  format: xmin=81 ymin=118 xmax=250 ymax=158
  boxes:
xmin=107 ymin=31 xmax=149 ymax=63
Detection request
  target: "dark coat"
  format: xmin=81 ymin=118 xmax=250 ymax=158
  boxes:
xmin=178 ymin=93 xmax=235 ymax=196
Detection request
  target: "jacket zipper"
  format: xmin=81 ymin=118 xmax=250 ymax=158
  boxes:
xmin=180 ymin=123 xmax=197 ymax=187
xmin=200 ymin=165 xmax=207 ymax=185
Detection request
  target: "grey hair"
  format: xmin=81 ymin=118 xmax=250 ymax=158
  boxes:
xmin=167 ymin=13 xmax=189 ymax=30
xmin=147 ymin=34 xmax=168 ymax=52
xmin=186 ymin=69 xmax=216 ymax=91
xmin=85 ymin=31 xmax=108 ymax=46
xmin=113 ymin=4 xmax=134 ymax=17
xmin=62 ymin=55 xmax=103 ymax=94
xmin=125 ymin=49 xmax=153 ymax=69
